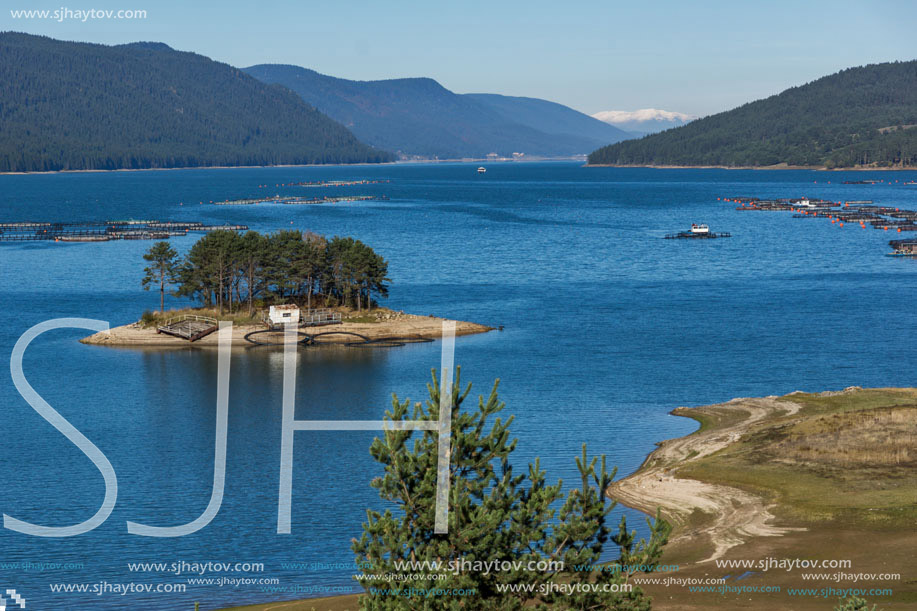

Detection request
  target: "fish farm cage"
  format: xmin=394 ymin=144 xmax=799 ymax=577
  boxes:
xmin=0 ymin=220 xmax=248 ymax=242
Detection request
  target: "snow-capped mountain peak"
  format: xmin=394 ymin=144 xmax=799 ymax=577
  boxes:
xmin=591 ymin=108 xmax=697 ymax=134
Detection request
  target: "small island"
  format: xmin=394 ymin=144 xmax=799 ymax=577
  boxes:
xmin=81 ymin=229 xmax=492 ymax=347
xmin=80 ymin=308 xmax=491 ymax=347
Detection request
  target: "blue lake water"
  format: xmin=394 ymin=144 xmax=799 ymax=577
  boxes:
xmin=1 ymin=162 xmax=916 ymax=609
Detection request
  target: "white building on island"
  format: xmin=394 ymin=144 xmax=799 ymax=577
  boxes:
xmin=268 ymin=304 xmax=300 ymax=326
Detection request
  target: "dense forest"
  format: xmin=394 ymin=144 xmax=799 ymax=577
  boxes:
xmin=147 ymin=230 xmax=390 ymax=315
xmin=0 ymin=33 xmax=393 ymax=172
xmin=588 ymin=61 xmax=917 ymax=168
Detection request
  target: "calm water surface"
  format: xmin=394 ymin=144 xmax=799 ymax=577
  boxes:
xmin=1 ymin=162 xmax=916 ymax=609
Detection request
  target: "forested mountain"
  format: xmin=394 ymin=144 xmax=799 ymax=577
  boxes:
xmin=244 ymin=64 xmax=629 ymax=158
xmin=0 ymin=33 xmax=392 ymax=172
xmin=588 ymin=61 xmax=917 ymax=168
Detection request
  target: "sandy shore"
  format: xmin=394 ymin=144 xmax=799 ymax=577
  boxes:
xmin=80 ymin=312 xmax=493 ymax=347
xmin=607 ymin=395 xmax=805 ymax=562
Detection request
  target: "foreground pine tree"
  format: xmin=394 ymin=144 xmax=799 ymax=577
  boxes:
xmin=353 ymin=368 xmax=671 ymax=610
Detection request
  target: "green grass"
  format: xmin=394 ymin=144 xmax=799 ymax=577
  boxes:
xmin=786 ymin=388 xmax=917 ymax=415
xmin=638 ymin=388 xmax=917 ymax=610
xmin=138 ymin=307 xmax=262 ymax=328
xmin=676 ymin=388 xmax=917 ymax=528
xmin=673 ymin=403 xmax=751 ymax=434
xmin=341 ymin=315 xmax=379 ymax=324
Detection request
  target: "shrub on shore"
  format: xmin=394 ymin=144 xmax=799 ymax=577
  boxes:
xmin=353 ymin=368 xmax=671 ymax=610
xmin=835 ymin=595 xmax=878 ymax=611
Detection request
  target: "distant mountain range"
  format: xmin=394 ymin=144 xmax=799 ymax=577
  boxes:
xmin=244 ymin=64 xmax=631 ymax=159
xmin=589 ymin=61 xmax=917 ymax=168
xmin=591 ymin=109 xmax=697 ymax=135
xmin=0 ymin=33 xmax=392 ymax=172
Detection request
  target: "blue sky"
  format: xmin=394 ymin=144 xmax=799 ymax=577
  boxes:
xmin=3 ymin=0 xmax=916 ymax=117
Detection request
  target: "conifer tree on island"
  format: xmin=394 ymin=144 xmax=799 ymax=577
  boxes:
xmin=167 ymin=229 xmax=389 ymax=314
xmin=353 ymin=368 xmax=671 ymax=610
xmin=141 ymin=241 xmax=180 ymax=313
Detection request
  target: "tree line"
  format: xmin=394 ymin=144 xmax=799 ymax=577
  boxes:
xmin=142 ymin=230 xmax=389 ymax=315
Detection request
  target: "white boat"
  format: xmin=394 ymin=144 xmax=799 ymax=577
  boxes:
xmin=665 ymin=223 xmax=730 ymax=239
xmin=477 ymin=167 xmax=486 ymax=173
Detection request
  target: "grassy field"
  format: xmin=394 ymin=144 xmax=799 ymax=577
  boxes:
xmin=643 ymin=388 xmax=917 ymax=609
xmin=678 ymin=389 xmax=917 ymax=528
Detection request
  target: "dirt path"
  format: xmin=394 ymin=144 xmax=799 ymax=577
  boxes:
xmin=607 ymin=396 xmax=804 ymax=562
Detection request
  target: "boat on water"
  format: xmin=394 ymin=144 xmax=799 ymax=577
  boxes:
xmin=664 ymin=223 xmax=731 ymax=239
xmin=477 ymin=167 xmax=486 ymax=173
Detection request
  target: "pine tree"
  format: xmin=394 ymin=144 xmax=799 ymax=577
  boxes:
xmin=173 ymin=230 xmax=390 ymax=311
xmin=352 ymin=368 xmax=671 ymax=610
xmin=240 ymin=231 xmax=268 ymax=317
xmin=835 ymin=597 xmax=877 ymax=611
xmin=141 ymin=241 xmax=179 ymax=313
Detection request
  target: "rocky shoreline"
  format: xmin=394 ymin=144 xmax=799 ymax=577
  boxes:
xmin=81 ymin=311 xmax=493 ymax=347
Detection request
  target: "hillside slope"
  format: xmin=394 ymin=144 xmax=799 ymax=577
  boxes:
xmin=0 ymin=33 xmax=392 ymax=172
xmin=588 ymin=61 xmax=917 ymax=168
xmin=244 ymin=64 xmax=628 ymax=158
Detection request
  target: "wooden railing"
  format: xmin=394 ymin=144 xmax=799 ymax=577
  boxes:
xmin=302 ymin=309 xmax=342 ymax=325
xmin=160 ymin=314 xmax=218 ymax=328
xmin=261 ymin=308 xmax=342 ymax=328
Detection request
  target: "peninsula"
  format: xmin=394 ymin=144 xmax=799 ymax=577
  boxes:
xmin=607 ymin=387 xmax=917 ymax=609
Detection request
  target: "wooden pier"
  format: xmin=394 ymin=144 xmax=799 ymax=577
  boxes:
xmin=157 ymin=315 xmax=219 ymax=341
